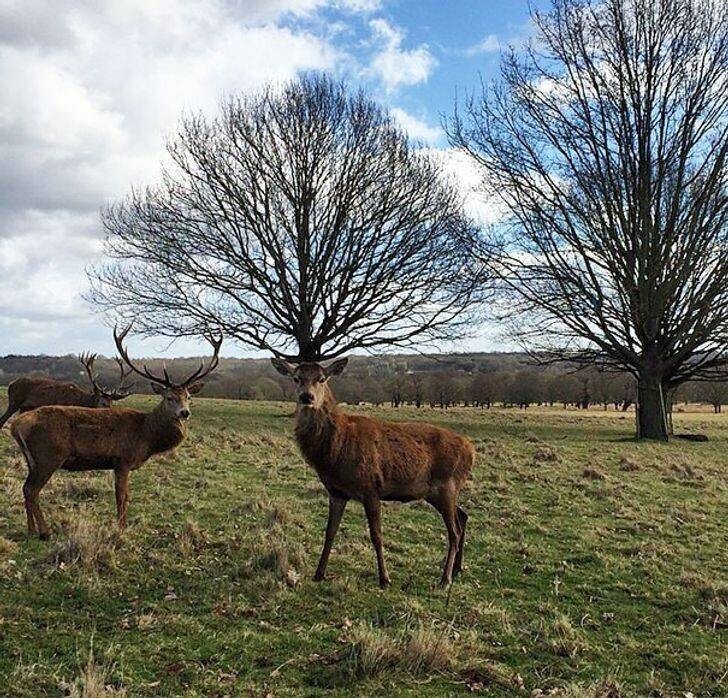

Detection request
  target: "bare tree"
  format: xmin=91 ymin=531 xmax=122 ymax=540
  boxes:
xmin=470 ymin=371 xmax=502 ymax=408
xmin=428 ymin=372 xmax=457 ymax=409
xmin=696 ymin=376 xmax=728 ymax=413
xmin=505 ymin=370 xmax=542 ymax=409
xmin=410 ymin=373 xmax=424 ymax=408
xmin=89 ymin=74 xmax=480 ymax=362
xmin=389 ymin=375 xmax=404 ymax=408
xmin=449 ymin=0 xmax=728 ymax=439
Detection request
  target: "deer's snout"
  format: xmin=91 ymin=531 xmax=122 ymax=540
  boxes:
xmin=178 ymin=408 xmax=191 ymax=420
xmin=299 ymin=391 xmax=315 ymax=405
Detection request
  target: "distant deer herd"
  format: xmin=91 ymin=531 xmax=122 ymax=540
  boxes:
xmin=1 ymin=328 xmax=475 ymax=588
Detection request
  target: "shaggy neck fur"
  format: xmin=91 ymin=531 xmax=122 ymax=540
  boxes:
xmin=142 ymin=402 xmax=187 ymax=458
xmin=80 ymin=391 xmax=100 ymax=407
xmin=294 ymin=384 xmax=344 ymax=464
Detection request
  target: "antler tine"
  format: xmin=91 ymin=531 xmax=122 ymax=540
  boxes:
xmin=114 ymin=356 xmax=134 ymax=382
xmin=78 ymin=352 xmax=97 ymax=372
xmin=112 ymin=356 xmax=135 ymax=396
xmin=113 ymin=324 xmax=173 ymax=387
xmin=182 ymin=333 xmax=223 ymax=386
xmin=78 ymin=352 xmax=102 ymax=391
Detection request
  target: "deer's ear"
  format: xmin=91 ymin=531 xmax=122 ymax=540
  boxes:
xmin=187 ymin=382 xmax=204 ymax=395
xmin=151 ymin=382 xmax=166 ymax=395
xmin=325 ymin=357 xmax=348 ymax=378
xmin=270 ymin=357 xmax=295 ymax=376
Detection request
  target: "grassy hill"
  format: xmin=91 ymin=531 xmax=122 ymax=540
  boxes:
xmin=0 ymin=392 xmax=726 ymax=696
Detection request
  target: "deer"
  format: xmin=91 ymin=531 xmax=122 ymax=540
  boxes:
xmin=9 ymin=326 xmax=222 ymax=539
xmin=0 ymin=353 xmax=133 ymax=429
xmin=271 ymin=357 xmax=475 ymax=588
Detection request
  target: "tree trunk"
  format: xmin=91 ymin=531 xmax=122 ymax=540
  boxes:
xmin=637 ymin=374 xmax=669 ymax=441
xmin=665 ymin=391 xmax=675 ymax=436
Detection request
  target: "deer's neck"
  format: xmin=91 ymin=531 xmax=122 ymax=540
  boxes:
xmin=294 ymin=386 xmax=345 ymax=467
xmin=82 ymin=392 xmax=99 ymax=408
xmin=142 ymin=404 xmax=187 ymax=458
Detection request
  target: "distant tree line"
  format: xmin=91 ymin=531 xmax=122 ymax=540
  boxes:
xmin=2 ymin=353 xmax=725 ymax=413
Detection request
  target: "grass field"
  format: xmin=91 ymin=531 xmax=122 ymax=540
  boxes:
xmin=0 ymin=391 xmax=726 ymax=696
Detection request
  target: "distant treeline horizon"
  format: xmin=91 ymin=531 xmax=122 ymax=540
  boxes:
xmin=1 ymin=352 xmax=726 ymax=412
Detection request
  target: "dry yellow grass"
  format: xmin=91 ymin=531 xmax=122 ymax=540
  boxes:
xmin=61 ymin=646 xmax=127 ymax=698
xmin=47 ymin=516 xmax=120 ymax=572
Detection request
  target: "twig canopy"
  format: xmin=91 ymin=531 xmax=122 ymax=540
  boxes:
xmin=449 ymin=0 xmax=728 ymax=439
xmin=89 ymin=74 xmax=483 ymax=361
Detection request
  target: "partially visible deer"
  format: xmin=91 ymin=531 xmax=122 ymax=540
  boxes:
xmin=0 ymin=353 xmax=133 ymax=429
xmin=271 ymin=358 xmax=475 ymax=588
xmin=10 ymin=326 xmax=221 ymax=539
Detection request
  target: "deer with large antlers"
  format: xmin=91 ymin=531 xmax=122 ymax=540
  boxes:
xmin=0 ymin=353 xmax=133 ymax=429
xmin=271 ymin=357 xmax=475 ymax=588
xmin=9 ymin=327 xmax=221 ymax=539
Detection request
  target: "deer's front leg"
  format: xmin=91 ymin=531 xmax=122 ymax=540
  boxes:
xmin=314 ymin=494 xmax=348 ymax=581
xmin=363 ymin=495 xmax=390 ymax=589
xmin=114 ymin=468 xmax=130 ymax=530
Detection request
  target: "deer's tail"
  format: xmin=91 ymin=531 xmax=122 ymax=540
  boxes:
xmin=11 ymin=421 xmax=36 ymax=474
xmin=457 ymin=437 xmax=476 ymax=481
xmin=0 ymin=404 xmax=16 ymax=429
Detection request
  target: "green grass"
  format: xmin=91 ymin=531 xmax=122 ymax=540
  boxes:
xmin=0 ymin=392 xmax=726 ymax=696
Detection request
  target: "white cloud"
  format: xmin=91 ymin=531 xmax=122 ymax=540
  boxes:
xmin=466 ymin=33 xmax=500 ymax=55
xmin=390 ymin=107 xmax=442 ymax=144
xmin=368 ymin=18 xmax=437 ymax=90
xmin=0 ymin=0 xmax=351 ymax=354
xmin=425 ymin=148 xmax=506 ymax=226
xmin=336 ymin=0 xmax=382 ymax=11
xmin=0 ymin=210 xmax=102 ymax=322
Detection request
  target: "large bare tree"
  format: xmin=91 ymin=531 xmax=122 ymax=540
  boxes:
xmin=88 ymin=74 xmax=480 ymax=362
xmin=449 ymin=0 xmax=728 ymax=439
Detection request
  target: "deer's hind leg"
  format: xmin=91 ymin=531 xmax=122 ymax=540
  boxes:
xmin=428 ymin=484 xmax=462 ymax=587
xmin=114 ymin=468 xmax=131 ymax=530
xmin=453 ymin=506 xmax=468 ymax=577
xmin=17 ymin=434 xmax=56 ymax=539
xmin=23 ymin=468 xmax=55 ymax=540
xmin=23 ymin=480 xmax=36 ymax=536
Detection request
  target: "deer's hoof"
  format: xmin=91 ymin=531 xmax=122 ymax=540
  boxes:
xmin=38 ymin=532 xmax=50 ymax=541
xmin=313 ymin=571 xmax=326 ymax=582
xmin=379 ymin=577 xmax=391 ymax=589
xmin=440 ymin=577 xmax=452 ymax=588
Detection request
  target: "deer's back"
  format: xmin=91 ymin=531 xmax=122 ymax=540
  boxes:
xmin=381 ymin=419 xmax=475 ymax=480
xmin=300 ymin=412 xmax=474 ymax=500
xmin=11 ymin=406 xmax=150 ymax=470
xmin=9 ymin=377 xmax=89 ymax=409
xmin=361 ymin=417 xmax=475 ymax=482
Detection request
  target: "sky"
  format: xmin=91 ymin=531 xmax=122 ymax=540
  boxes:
xmin=0 ymin=0 xmax=543 ymax=358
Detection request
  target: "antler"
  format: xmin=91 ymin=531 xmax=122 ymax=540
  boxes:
xmin=78 ymin=352 xmax=103 ymax=394
xmin=113 ymin=325 xmax=222 ymax=388
xmin=109 ymin=357 xmax=135 ymax=398
xmin=180 ymin=333 xmax=223 ymax=387
xmin=114 ymin=324 xmax=173 ymax=387
xmin=114 ymin=357 xmax=134 ymax=385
